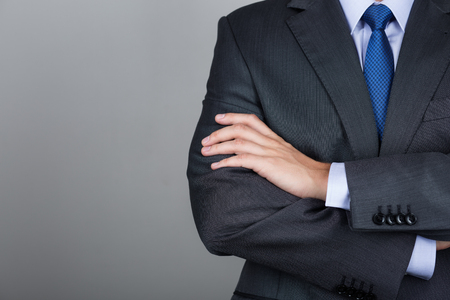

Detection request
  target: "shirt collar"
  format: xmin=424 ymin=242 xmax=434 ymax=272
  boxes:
xmin=339 ymin=0 xmax=415 ymax=34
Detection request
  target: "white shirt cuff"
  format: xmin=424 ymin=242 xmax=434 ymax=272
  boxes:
xmin=325 ymin=165 xmax=435 ymax=280
xmin=406 ymin=235 xmax=436 ymax=280
xmin=325 ymin=162 xmax=350 ymax=211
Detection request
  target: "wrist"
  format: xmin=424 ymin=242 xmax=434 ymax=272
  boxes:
xmin=313 ymin=162 xmax=331 ymax=201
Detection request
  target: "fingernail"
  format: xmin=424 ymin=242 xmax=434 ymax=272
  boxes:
xmin=217 ymin=114 xmax=225 ymax=119
xmin=203 ymin=146 xmax=211 ymax=152
xmin=212 ymin=162 xmax=219 ymax=168
xmin=202 ymin=136 xmax=210 ymax=144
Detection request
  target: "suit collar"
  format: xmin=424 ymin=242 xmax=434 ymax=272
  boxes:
xmin=286 ymin=0 xmax=379 ymax=159
xmin=287 ymin=0 xmax=450 ymax=158
xmin=380 ymin=0 xmax=450 ymax=155
xmin=287 ymin=0 xmax=313 ymax=10
xmin=339 ymin=0 xmax=414 ymax=34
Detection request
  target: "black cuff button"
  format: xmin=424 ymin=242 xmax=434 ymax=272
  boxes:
xmin=405 ymin=213 xmax=417 ymax=226
xmin=346 ymin=287 xmax=356 ymax=297
xmin=336 ymin=284 xmax=347 ymax=295
xmin=372 ymin=213 xmax=385 ymax=225
xmin=385 ymin=214 xmax=396 ymax=226
xmin=396 ymin=213 xmax=406 ymax=225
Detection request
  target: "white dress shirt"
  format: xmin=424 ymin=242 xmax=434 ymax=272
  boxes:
xmin=325 ymin=0 xmax=436 ymax=280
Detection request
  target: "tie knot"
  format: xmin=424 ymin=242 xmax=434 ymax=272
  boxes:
xmin=362 ymin=4 xmax=394 ymax=31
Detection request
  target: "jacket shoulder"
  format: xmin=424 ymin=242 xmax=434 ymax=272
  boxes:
xmin=227 ymin=0 xmax=293 ymax=25
xmin=223 ymin=0 xmax=296 ymax=39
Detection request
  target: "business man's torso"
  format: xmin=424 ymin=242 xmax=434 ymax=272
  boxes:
xmin=188 ymin=0 xmax=450 ymax=298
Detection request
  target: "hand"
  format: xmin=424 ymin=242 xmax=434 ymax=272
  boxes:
xmin=436 ymin=241 xmax=450 ymax=251
xmin=201 ymin=113 xmax=331 ymax=201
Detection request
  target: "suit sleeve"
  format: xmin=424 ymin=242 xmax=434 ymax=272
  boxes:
xmin=188 ymin=16 xmax=417 ymax=300
xmin=346 ymin=152 xmax=450 ymax=240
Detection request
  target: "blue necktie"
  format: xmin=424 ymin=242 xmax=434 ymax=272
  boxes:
xmin=362 ymin=4 xmax=394 ymax=140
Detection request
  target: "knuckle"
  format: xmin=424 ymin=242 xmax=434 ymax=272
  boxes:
xmin=266 ymin=148 xmax=279 ymax=157
xmin=234 ymin=138 xmax=245 ymax=146
xmin=210 ymin=131 xmax=219 ymax=140
xmin=238 ymin=153 xmax=248 ymax=160
xmin=268 ymin=139 xmax=283 ymax=150
xmin=248 ymin=114 xmax=259 ymax=122
xmin=284 ymin=141 xmax=294 ymax=149
xmin=220 ymin=157 xmax=230 ymax=166
xmin=234 ymin=123 xmax=247 ymax=132
xmin=269 ymin=138 xmax=281 ymax=147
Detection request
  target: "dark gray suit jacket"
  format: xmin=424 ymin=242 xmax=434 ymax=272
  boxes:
xmin=187 ymin=0 xmax=450 ymax=298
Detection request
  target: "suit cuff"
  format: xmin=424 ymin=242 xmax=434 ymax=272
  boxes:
xmin=326 ymin=166 xmax=435 ymax=280
xmin=325 ymin=162 xmax=350 ymax=210
xmin=406 ymin=235 xmax=436 ymax=280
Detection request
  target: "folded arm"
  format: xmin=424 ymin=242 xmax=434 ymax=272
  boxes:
xmin=188 ymin=102 xmax=416 ymax=300
xmin=188 ymin=15 xmax=450 ymax=299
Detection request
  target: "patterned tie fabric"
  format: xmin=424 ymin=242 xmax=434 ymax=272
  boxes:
xmin=362 ymin=4 xmax=394 ymax=140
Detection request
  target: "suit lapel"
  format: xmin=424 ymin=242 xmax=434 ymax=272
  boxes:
xmin=380 ymin=0 xmax=450 ymax=155
xmin=286 ymin=0 xmax=379 ymax=160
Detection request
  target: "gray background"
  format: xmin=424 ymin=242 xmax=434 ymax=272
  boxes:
xmin=0 ymin=0 xmax=257 ymax=299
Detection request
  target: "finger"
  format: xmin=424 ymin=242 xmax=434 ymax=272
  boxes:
xmin=202 ymin=138 xmax=269 ymax=157
xmin=202 ymin=122 xmax=280 ymax=149
xmin=211 ymin=153 xmax=268 ymax=174
xmin=215 ymin=113 xmax=283 ymax=141
xmin=437 ymin=241 xmax=450 ymax=251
